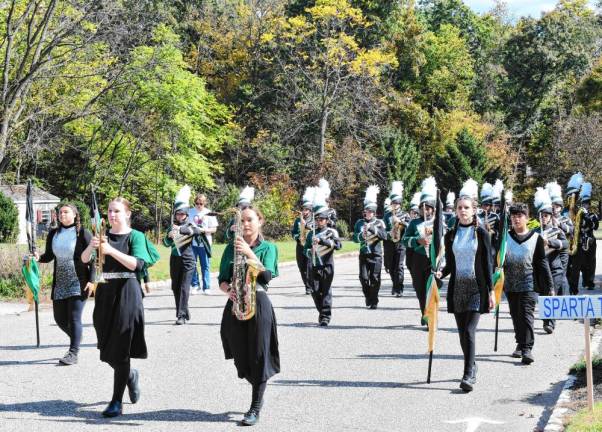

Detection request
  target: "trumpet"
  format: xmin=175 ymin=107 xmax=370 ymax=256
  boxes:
xmin=390 ymin=208 xmax=407 ymax=243
xmin=91 ymin=219 xmax=106 ymax=284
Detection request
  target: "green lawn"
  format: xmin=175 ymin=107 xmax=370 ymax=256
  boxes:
xmin=565 ymin=402 xmax=602 ymax=432
xmin=148 ymin=239 xmax=358 ymax=281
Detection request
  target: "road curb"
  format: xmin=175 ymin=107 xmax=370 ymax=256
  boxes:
xmin=145 ymin=251 xmax=360 ymax=291
xmin=544 ymin=323 xmax=602 ymax=431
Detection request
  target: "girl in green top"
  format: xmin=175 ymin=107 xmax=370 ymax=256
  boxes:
xmin=218 ymin=206 xmax=280 ymax=427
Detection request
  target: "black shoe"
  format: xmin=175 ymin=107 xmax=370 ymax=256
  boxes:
xmin=59 ymin=350 xmax=78 ymax=365
xmin=305 ymin=289 xmax=312 ymax=295
xmin=369 ymin=304 xmax=378 ymax=310
xmin=460 ymin=378 xmax=473 ymax=392
xmin=176 ymin=317 xmax=185 ymax=325
xmin=241 ymin=409 xmax=259 ymax=426
xmin=127 ymin=369 xmax=140 ymax=404
xmin=543 ymin=324 xmax=554 ymax=334
xmin=469 ymin=363 xmax=478 ymax=384
xmin=319 ymin=318 xmax=329 ymax=327
xmin=102 ymin=400 xmax=122 ymax=418
xmin=511 ymin=345 xmax=522 ymax=358
xmin=521 ymin=350 xmax=534 ymax=365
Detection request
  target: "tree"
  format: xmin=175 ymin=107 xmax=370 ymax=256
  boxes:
xmin=576 ymin=57 xmax=602 ymax=113
xmin=378 ymin=130 xmax=420 ymax=203
xmin=0 ymin=191 xmax=18 ymax=242
xmin=433 ymin=128 xmax=488 ymax=194
xmin=263 ymin=0 xmax=397 ymax=161
xmin=0 ymin=0 xmax=123 ymax=170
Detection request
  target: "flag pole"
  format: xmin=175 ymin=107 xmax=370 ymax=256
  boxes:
xmin=35 ymin=300 xmax=40 ymax=347
xmin=494 ymin=305 xmax=499 ymax=352
xmin=427 ymin=351 xmax=433 ymax=384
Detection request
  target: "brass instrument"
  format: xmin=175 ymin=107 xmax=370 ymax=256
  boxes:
xmin=418 ymin=206 xmax=434 ymax=259
xmin=230 ymin=207 xmax=265 ymax=321
xmin=568 ymin=193 xmax=583 ymax=256
xmin=390 ymin=208 xmax=408 ymax=243
xmin=91 ymin=219 xmax=106 ymax=284
xmin=312 ymin=228 xmax=335 ymax=266
xmin=363 ymin=219 xmax=379 ymax=253
xmin=171 ymin=224 xmax=194 ymax=251
xmin=299 ymin=213 xmax=312 ymax=245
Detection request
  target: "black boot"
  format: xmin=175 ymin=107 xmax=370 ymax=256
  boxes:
xmin=127 ymin=369 xmax=141 ymax=404
xmin=102 ymin=400 xmax=122 ymax=418
xmin=241 ymin=409 xmax=260 ymax=426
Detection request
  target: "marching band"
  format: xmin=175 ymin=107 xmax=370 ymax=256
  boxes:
xmin=25 ymin=171 xmax=600 ymax=423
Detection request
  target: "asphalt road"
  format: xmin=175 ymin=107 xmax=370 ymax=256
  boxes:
xmin=1 ymin=244 xmax=600 ymax=432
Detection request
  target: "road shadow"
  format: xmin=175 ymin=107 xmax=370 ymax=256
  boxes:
xmin=0 ymin=343 xmax=96 ymax=352
xmin=272 ymin=378 xmax=461 ymax=392
xmin=0 ymin=399 xmax=238 ymax=425
xmin=345 ymin=353 xmax=518 ymax=365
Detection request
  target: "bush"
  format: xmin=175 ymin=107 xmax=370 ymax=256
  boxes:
xmin=336 ymin=219 xmax=349 ymax=239
xmin=0 ymin=191 xmax=18 ymax=243
xmin=0 ymin=243 xmax=52 ymax=300
xmin=251 ymin=173 xmax=297 ymax=240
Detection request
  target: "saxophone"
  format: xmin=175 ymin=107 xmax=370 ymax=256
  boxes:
xmin=568 ymin=193 xmax=583 ymax=256
xmin=231 ymin=208 xmax=265 ymax=321
xmin=390 ymin=209 xmax=407 ymax=243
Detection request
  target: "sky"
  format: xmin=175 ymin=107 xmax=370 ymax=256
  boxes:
xmin=463 ymin=0 xmax=598 ymax=18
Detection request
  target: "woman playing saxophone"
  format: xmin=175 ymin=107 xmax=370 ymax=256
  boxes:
xmin=218 ymin=206 xmax=280 ymax=426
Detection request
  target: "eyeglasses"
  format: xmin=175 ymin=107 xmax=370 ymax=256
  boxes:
xmin=315 ymin=217 xmax=327 ymax=221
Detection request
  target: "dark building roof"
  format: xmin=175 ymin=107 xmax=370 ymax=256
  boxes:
xmin=0 ymin=185 xmax=61 ymax=203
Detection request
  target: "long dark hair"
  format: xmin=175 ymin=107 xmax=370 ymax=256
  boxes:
xmin=58 ymin=203 xmax=81 ymax=237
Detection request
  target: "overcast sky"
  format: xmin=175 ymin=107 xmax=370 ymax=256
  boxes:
xmin=463 ymin=0 xmax=598 ymax=18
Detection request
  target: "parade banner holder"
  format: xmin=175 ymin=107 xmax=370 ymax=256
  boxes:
xmin=21 ymin=180 xmax=41 ymax=347
xmin=539 ymin=295 xmax=602 ymax=412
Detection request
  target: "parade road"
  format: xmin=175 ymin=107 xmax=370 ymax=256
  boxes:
xmin=1 ymin=250 xmax=599 ymax=432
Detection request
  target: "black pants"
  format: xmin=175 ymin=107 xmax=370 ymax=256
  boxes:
xmin=408 ymin=253 xmax=431 ymax=317
xmin=170 ymin=256 xmax=193 ymax=319
xmin=454 ymin=311 xmax=480 ymax=377
xmin=310 ymin=264 xmax=334 ymax=322
xmin=506 ymin=291 xmax=537 ymax=351
xmin=568 ymin=242 xmax=597 ymax=293
xmin=53 ymin=296 xmax=85 ymax=353
xmin=543 ymin=273 xmax=567 ymax=330
xmin=390 ymin=243 xmax=406 ymax=294
xmin=295 ymin=243 xmax=311 ymax=293
xmin=383 ymin=240 xmax=395 ymax=274
xmin=359 ymin=254 xmax=382 ymax=307
xmin=109 ymin=359 xmax=131 ymax=403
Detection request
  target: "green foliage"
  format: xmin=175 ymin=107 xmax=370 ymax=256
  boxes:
xmin=434 ymin=129 xmax=487 ymax=195
xmin=0 ymin=192 xmax=18 ymax=243
xmin=335 ymin=219 xmax=349 ymax=239
xmin=576 ymin=57 xmax=602 ymax=112
xmin=379 ymin=131 xmax=420 ymax=204
xmin=251 ymin=174 xmax=298 ymax=240
xmin=417 ymin=24 xmax=475 ymax=111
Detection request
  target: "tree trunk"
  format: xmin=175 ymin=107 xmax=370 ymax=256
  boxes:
xmin=319 ymin=109 xmax=329 ymax=162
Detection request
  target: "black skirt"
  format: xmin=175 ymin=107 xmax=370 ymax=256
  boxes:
xmin=93 ymin=233 xmax=147 ymax=364
xmin=220 ymin=290 xmax=280 ymax=385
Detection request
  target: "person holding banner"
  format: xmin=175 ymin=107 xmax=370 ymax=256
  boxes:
xmin=504 ymin=203 xmax=554 ymax=365
xmin=82 ymin=197 xmax=159 ymax=417
xmin=439 ymin=181 xmax=494 ymax=392
xmin=37 ymin=203 xmax=94 ymax=365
